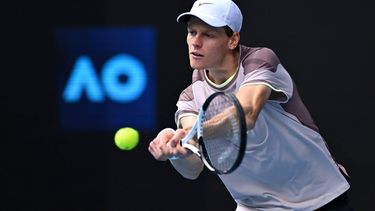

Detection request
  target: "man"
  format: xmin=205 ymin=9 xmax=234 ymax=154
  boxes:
xmin=148 ymin=0 xmax=352 ymax=210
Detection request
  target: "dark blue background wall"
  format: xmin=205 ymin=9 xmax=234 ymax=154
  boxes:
xmin=4 ymin=0 xmax=374 ymax=210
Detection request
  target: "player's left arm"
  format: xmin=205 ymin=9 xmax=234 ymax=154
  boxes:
xmin=236 ymin=84 xmax=272 ymax=130
xmin=168 ymin=115 xmax=205 ymax=180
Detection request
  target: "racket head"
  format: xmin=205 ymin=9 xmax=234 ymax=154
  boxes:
xmin=198 ymin=92 xmax=247 ymax=174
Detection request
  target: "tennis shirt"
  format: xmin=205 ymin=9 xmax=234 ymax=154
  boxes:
xmin=175 ymin=45 xmax=350 ymax=210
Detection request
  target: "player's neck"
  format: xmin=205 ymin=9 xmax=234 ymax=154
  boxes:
xmin=206 ymin=50 xmax=239 ymax=85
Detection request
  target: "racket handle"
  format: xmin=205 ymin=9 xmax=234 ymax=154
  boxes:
xmin=168 ymin=143 xmax=201 ymax=160
xmin=181 ymin=143 xmax=201 ymax=157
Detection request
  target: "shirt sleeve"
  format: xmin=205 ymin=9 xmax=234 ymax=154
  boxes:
xmin=175 ymin=85 xmax=199 ymax=128
xmin=240 ymin=48 xmax=293 ymax=103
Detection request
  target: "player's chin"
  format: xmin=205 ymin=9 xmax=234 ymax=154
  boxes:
xmin=189 ymin=60 xmax=206 ymax=70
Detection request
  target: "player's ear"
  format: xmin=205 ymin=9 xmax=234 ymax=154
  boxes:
xmin=228 ymin=32 xmax=240 ymax=50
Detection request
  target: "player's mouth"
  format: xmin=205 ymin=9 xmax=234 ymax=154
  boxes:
xmin=190 ymin=52 xmax=204 ymax=59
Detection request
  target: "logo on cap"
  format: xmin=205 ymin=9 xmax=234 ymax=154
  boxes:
xmin=198 ymin=2 xmax=213 ymax=6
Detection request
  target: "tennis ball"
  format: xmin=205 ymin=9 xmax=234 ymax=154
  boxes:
xmin=114 ymin=127 xmax=139 ymax=150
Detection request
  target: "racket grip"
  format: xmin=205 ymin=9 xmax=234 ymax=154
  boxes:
xmin=182 ymin=143 xmax=201 ymax=157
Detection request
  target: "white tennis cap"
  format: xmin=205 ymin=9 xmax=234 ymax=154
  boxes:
xmin=177 ymin=0 xmax=243 ymax=32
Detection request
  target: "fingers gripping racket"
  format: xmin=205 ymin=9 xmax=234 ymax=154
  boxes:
xmin=175 ymin=92 xmax=247 ymax=174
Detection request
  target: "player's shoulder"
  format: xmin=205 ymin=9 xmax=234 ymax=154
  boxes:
xmin=178 ymin=84 xmax=194 ymax=102
xmin=240 ymin=45 xmax=279 ymax=63
xmin=240 ymin=45 xmax=280 ymax=73
xmin=177 ymin=69 xmax=206 ymax=102
xmin=192 ymin=69 xmax=205 ymax=83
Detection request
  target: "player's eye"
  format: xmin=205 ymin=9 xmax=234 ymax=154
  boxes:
xmin=188 ymin=30 xmax=197 ymax=36
xmin=203 ymin=31 xmax=217 ymax=38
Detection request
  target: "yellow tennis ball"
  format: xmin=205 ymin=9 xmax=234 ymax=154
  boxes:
xmin=114 ymin=127 xmax=139 ymax=150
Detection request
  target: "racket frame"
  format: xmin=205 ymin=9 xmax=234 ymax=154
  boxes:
xmin=179 ymin=92 xmax=247 ymax=174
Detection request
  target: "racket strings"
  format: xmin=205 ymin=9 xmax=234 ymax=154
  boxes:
xmin=202 ymin=95 xmax=242 ymax=172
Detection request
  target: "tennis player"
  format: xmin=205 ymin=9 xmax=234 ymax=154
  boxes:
xmin=148 ymin=0 xmax=352 ymax=210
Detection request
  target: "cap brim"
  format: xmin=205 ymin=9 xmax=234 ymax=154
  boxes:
xmin=176 ymin=12 xmax=192 ymax=23
xmin=176 ymin=12 xmax=227 ymax=28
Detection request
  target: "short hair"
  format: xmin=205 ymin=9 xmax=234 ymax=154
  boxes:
xmin=224 ymin=25 xmax=240 ymax=50
xmin=224 ymin=25 xmax=234 ymax=37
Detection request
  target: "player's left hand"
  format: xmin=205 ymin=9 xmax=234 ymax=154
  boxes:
xmin=148 ymin=128 xmax=176 ymax=161
xmin=148 ymin=128 xmax=193 ymax=161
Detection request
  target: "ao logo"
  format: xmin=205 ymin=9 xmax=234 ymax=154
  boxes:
xmin=63 ymin=54 xmax=147 ymax=103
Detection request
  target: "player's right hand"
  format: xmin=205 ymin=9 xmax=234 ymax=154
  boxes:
xmin=167 ymin=129 xmax=193 ymax=159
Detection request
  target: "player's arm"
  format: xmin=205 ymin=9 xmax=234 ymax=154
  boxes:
xmin=148 ymin=116 xmax=204 ymax=179
xmin=168 ymin=115 xmax=204 ymax=180
xmin=236 ymin=84 xmax=272 ymax=129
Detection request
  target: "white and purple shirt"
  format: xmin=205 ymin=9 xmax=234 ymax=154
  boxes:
xmin=175 ymin=45 xmax=350 ymax=210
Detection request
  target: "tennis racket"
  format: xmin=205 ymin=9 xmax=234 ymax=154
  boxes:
xmin=174 ymin=92 xmax=247 ymax=174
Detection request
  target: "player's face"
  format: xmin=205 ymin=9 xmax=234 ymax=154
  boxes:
xmin=186 ymin=17 xmax=233 ymax=71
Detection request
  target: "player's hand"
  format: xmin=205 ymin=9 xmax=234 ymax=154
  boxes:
xmin=148 ymin=128 xmax=175 ymax=161
xmin=148 ymin=128 xmax=192 ymax=161
xmin=167 ymin=128 xmax=193 ymax=159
